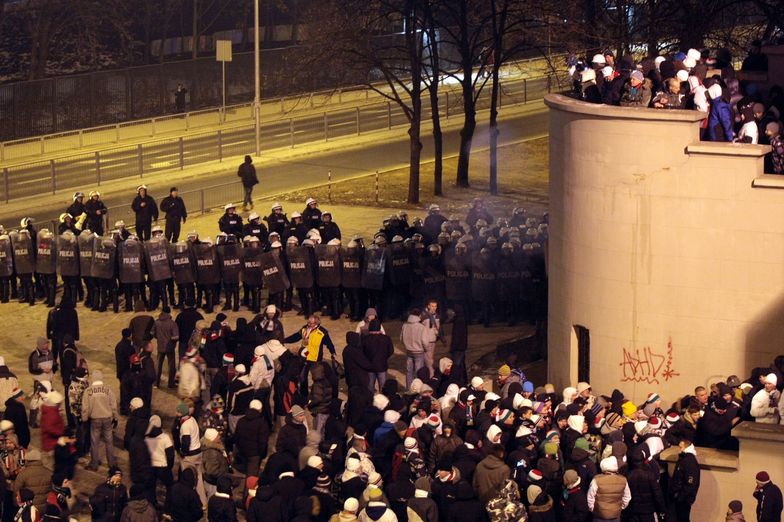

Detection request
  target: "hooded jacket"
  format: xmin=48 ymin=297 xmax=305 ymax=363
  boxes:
xmin=358 ymin=502 xmax=397 ymax=522
xmin=234 ymin=409 xmax=270 ymax=462
xmin=473 ymin=454 xmax=511 ymax=503
xmin=343 ymin=332 xmax=372 ymax=389
xmin=401 ymin=315 xmax=428 ymax=354
xmin=246 ymin=484 xmax=283 ymax=522
xmin=120 ymin=496 xmax=157 ymax=522
xmin=165 ymin=468 xmax=202 ymax=522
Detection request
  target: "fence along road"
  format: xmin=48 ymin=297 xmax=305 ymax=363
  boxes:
xmin=0 ymin=53 xmax=570 ymax=162
xmin=0 ymin=73 xmax=565 ymax=205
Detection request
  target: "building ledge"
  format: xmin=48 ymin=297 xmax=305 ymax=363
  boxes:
xmin=544 ymin=94 xmax=707 ymax=123
xmin=687 ymin=142 xmax=771 ymax=157
xmin=752 ymin=174 xmax=784 ymax=188
xmin=659 ymin=445 xmax=738 ymax=470
xmin=733 ymin=421 xmax=784 ymax=442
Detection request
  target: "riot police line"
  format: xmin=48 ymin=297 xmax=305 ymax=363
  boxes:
xmin=0 ymin=206 xmax=548 ymax=325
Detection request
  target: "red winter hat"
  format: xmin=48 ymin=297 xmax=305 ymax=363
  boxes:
xmin=647 ymin=417 xmax=661 ymax=427
xmin=129 ymin=353 xmax=141 ymax=365
xmin=528 ymin=469 xmax=543 ymax=482
xmin=757 ymin=471 xmax=771 ymax=484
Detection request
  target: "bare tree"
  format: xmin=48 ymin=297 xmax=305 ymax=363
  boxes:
xmin=304 ymin=0 xmax=427 ymax=203
xmin=422 ymin=0 xmax=444 ymax=196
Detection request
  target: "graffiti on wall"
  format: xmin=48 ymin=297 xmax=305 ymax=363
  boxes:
xmin=619 ymin=338 xmax=680 ymax=385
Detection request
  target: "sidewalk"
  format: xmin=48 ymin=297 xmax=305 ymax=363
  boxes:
xmin=0 ymin=98 xmax=549 ymax=228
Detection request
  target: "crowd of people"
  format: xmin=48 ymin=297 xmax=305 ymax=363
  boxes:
xmin=2 ymin=300 xmax=784 ymax=521
xmin=568 ymin=43 xmax=784 ymax=173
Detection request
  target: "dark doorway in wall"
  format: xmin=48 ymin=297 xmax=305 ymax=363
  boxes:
xmin=574 ymin=325 xmax=590 ymax=382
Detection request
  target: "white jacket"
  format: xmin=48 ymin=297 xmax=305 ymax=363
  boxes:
xmin=145 ymin=432 xmax=173 ymax=467
xmin=249 ymin=353 xmax=275 ymax=390
xmin=178 ymin=359 xmax=203 ymax=399
xmin=359 ymin=503 xmax=398 ymax=522
xmin=751 ymin=388 xmax=780 ymax=424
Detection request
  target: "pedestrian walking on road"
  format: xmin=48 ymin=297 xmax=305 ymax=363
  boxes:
xmin=131 ymin=185 xmax=158 ymax=241
xmin=238 ymin=155 xmax=259 ymax=211
xmin=174 ymin=83 xmax=188 ymax=113
xmin=159 ymin=187 xmax=187 ymax=243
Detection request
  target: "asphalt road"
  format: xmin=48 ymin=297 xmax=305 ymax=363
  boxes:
xmin=3 ymin=76 xmax=560 ymax=203
xmin=17 ymin=103 xmax=548 ymax=230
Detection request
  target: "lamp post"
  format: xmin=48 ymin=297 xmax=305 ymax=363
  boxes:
xmin=254 ymin=0 xmax=261 ymax=157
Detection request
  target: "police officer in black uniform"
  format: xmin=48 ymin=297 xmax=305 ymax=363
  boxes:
xmin=302 ymin=197 xmax=322 ymax=230
xmin=84 ymin=191 xmax=108 ymax=236
xmin=265 ymin=202 xmax=289 ymax=238
xmin=131 ymin=185 xmax=158 ymax=241
xmin=218 ymin=203 xmax=243 ymax=240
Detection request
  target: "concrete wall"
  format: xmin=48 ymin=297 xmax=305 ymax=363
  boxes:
xmin=545 ymin=94 xmax=776 ymax=404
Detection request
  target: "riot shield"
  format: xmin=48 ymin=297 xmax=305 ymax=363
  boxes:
xmin=260 ymin=251 xmax=290 ymax=293
xmin=362 ymin=245 xmax=386 ymax=291
xmin=241 ymin=245 xmax=264 ymax=286
xmin=388 ymin=244 xmax=412 ymax=287
xmin=0 ymin=235 xmax=13 ymax=277
xmin=119 ymin=239 xmax=144 ymax=284
xmin=170 ymin=241 xmax=196 ymax=285
xmin=35 ymin=230 xmax=57 ymax=275
xmin=10 ymin=231 xmax=34 ymax=275
xmin=287 ymin=245 xmax=314 ymax=290
xmin=471 ymin=252 xmax=497 ymax=303
xmin=315 ymin=244 xmax=341 ymax=288
xmin=444 ymin=252 xmax=471 ymax=301
xmin=78 ymin=231 xmax=95 ymax=277
xmin=218 ymin=243 xmax=242 ymax=284
xmin=496 ymin=254 xmax=521 ymax=301
xmin=421 ymin=256 xmax=445 ymax=296
xmin=56 ymin=232 xmax=80 ymax=277
xmin=145 ymin=237 xmax=172 ymax=282
xmin=194 ymin=243 xmax=221 ymax=286
xmin=340 ymin=246 xmax=363 ymax=289
xmin=91 ymin=236 xmax=117 ymax=280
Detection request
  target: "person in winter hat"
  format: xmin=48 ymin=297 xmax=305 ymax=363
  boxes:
xmin=201 ymin=428 xmax=230 ymax=498
xmin=145 ymin=415 xmax=175 ymax=499
xmin=707 ymin=82 xmax=734 ymax=141
xmin=89 ymin=466 xmax=128 ymax=522
xmin=485 ymin=479 xmax=527 ymax=522
xmin=725 ymin=500 xmax=746 ymax=521
xmin=13 ymin=488 xmax=41 ymax=522
xmin=587 ymin=456 xmax=630 ymax=520
xmin=751 ymin=373 xmax=781 ymax=424
xmin=120 ymin=484 xmax=157 ymax=522
xmin=44 ymin=472 xmax=71 ymax=522
xmin=12 ymin=448 xmax=50 ymax=512
xmin=406 ymin=476 xmax=438 ymax=522
xmin=358 ymin=487 xmax=395 ymax=522
xmin=164 ymin=467 xmax=203 ymax=522
xmin=207 ymin=475 xmax=236 ymax=522
xmin=561 ymin=469 xmax=590 ymax=521
xmin=753 ymin=471 xmax=783 ymax=522
xmin=473 ymin=443 xmax=511 ymax=503
xmin=669 ymin=437 xmax=701 ymax=521
xmin=330 ymin=497 xmax=360 ymax=522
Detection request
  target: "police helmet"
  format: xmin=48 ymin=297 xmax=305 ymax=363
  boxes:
xmin=513 ymin=207 xmax=526 ymax=216
xmin=59 ymin=213 xmax=72 ymax=223
xmin=291 ymin=211 xmax=302 ymax=219
xmin=486 ymin=236 xmax=498 ymax=246
xmin=248 ymin=212 xmax=259 ymax=222
xmin=373 ymin=235 xmax=387 ymax=246
xmin=428 ymin=204 xmax=440 ymax=213
xmin=412 ymin=217 xmax=423 ymax=227
xmin=525 ymin=217 xmax=538 ymax=228
xmin=20 ymin=217 xmax=33 ymax=228
xmin=305 ymin=197 xmax=317 ymax=206
xmin=450 ymin=230 xmax=463 ymax=241
xmin=114 ymin=220 xmax=125 ymax=228
xmin=270 ymin=241 xmax=282 ymax=249
xmin=428 ymin=244 xmax=442 ymax=256
xmin=202 ymin=237 xmax=213 ymax=246
xmin=391 ymin=235 xmax=404 ymax=243
xmin=327 ymin=238 xmax=341 ymax=246
xmin=437 ymin=232 xmax=450 ymax=245
xmin=73 ymin=191 xmax=85 ymax=200
xmin=151 ymin=225 xmax=163 ymax=235
xmin=137 ymin=184 xmax=148 ymax=193
xmin=89 ymin=191 xmax=100 ymax=198
xmin=302 ymin=239 xmax=315 ymax=247
xmin=271 ymin=202 xmax=283 ymax=211
xmin=475 ymin=218 xmax=488 ymax=229
xmin=286 ymin=236 xmax=299 ymax=245
xmin=269 ymin=231 xmax=281 ymax=241
xmin=321 ymin=211 xmax=332 ymax=220
xmin=224 ymin=203 xmax=236 ymax=211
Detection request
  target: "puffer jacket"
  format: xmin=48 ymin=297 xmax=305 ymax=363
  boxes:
xmin=202 ymin=438 xmax=229 ymax=485
xmin=308 ymin=363 xmax=333 ymax=414
xmin=13 ymin=458 xmax=51 ymax=512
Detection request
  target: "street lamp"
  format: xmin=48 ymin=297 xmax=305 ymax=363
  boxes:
xmin=254 ymin=0 xmax=261 ymax=157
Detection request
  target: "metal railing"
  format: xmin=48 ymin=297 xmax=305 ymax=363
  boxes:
xmin=6 ymin=72 xmax=567 ymax=206
xmin=0 ymin=53 xmax=571 ymax=162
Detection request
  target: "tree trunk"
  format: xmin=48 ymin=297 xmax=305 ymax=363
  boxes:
xmin=408 ymin=107 xmax=423 ymax=204
xmin=424 ymin=4 xmax=442 ymax=197
xmin=489 ymin=58 xmax=500 ymax=195
xmin=191 ymin=0 xmax=199 ymax=59
xmin=455 ymin=105 xmax=475 ymax=188
xmin=454 ymin=0 xmax=475 ymax=189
